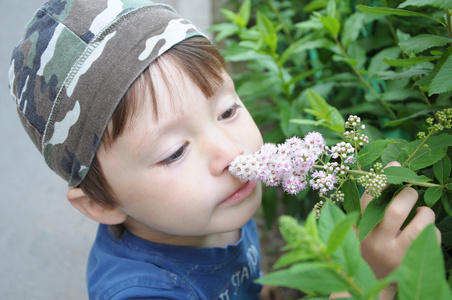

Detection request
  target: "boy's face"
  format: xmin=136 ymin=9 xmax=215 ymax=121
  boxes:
xmin=97 ymin=60 xmax=263 ymax=246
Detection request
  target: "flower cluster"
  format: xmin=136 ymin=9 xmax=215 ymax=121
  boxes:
xmin=229 ymin=116 xmax=392 ymax=217
xmin=229 ymin=129 xmax=360 ymax=204
xmin=429 ymin=108 xmax=452 ymax=132
xmin=309 ymin=170 xmax=337 ymax=194
xmin=344 ymin=115 xmax=369 ymax=148
xmin=229 ymin=132 xmax=326 ymax=195
xmin=357 ymin=163 xmax=387 ymax=198
xmin=329 ymin=142 xmax=354 ymax=160
xmin=417 ymin=108 xmax=452 ymax=138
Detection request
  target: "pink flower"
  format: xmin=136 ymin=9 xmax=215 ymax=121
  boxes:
xmin=229 ymin=132 xmax=327 ymax=195
xmin=282 ymin=174 xmax=307 ymax=195
xmin=309 ymin=170 xmax=337 ymax=194
xmin=303 ymin=132 xmax=326 ymax=156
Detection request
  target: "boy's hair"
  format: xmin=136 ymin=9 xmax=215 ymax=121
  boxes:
xmin=80 ymin=36 xmax=226 ymax=236
xmin=9 ymin=0 xmax=208 ymax=187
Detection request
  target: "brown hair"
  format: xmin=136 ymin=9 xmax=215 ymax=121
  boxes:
xmin=79 ymin=37 xmax=226 ymax=236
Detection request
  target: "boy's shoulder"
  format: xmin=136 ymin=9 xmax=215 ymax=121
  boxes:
xmin=87 ymin=221 xmax=262 ymax=300
xmin=87 ymin=225 xmax=198 ymax=299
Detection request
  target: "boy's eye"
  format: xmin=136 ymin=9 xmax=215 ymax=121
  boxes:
xmin=219 ymin=104 xmax=241 ymax=120
xmin=162 ymin=143 xmax=188 ymax=165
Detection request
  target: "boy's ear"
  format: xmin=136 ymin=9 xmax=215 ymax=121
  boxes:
xmin=67 ymin=187 xmax=127 ymax=225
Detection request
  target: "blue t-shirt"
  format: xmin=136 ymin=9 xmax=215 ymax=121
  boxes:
xmin=87 ymin=219 xmax=263 ymax=299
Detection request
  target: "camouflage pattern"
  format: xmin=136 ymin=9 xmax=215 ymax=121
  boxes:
xmin=9 ymin=0 xmax=207 ymax=187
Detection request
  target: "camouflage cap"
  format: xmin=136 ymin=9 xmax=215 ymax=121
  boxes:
xmin=9 ymin=0 xmax=207 ymax=187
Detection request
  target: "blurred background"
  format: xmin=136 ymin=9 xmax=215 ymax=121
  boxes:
xmin=0 ymin=0 xmax=213 ymax=298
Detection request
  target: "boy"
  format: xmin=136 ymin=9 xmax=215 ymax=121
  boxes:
xmin=9 ymin=0 xmax=438 ymax=299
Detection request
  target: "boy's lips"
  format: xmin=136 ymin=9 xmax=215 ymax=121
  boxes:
xmin=220 ymin=181 xmax=257 ymax=206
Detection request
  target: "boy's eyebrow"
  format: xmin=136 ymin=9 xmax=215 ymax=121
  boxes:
xmin=134 ymin=114 xmax=186 ymax=161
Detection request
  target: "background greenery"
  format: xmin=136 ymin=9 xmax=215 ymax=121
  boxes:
xmin=211 ymin=0 xmax=452 ymax=298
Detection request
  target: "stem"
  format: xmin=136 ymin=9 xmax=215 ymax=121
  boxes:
xmin=313 ymin=165 xmax=442 ymax=189
xmin=405 ymin=181 xmax=440 ymax=188
xmin=323 ymin=256 xmax=366 ymax=298
xmin=418 ymin=89 xmax=432 ymax=107
xmin=333 ymin=38 xmax=397 ymax=120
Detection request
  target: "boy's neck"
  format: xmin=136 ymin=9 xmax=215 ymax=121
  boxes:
xmin=124 ymin=221 xmax=242 ymax=248
xmin=159 ymin=230 xmax=242 ymax=248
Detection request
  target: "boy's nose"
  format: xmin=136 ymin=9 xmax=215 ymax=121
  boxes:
xmin=205 ymin=128 xmax=244 ymax=176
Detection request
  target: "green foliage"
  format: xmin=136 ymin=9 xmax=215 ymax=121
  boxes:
xmin=397 ymin=224 xmax=452 ymax=300
xmin=258 ymin=202 xmax=379 ymax=298
xmin=211 ymin=0 xmax=452 ymax=297
xmin=212 ymin=0 xmax=452 ymax=226
xmin=258 ymin=203 xmax=451 ymax=299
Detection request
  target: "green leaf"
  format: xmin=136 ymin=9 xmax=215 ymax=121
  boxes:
xmin=220 ymin=8 xmax=239 ymax=23
xmin=327 ymin=109 xmax=346 ymax=133
xmin=381 ymin=89 xmax=422 ymax=102
xmin=256 ymin=262 xmax=350 ymax=294
xmin=273 ymin=249 xmax=317 ymax=269
xmin=381 ymin=139 xmax=409 ymax=165
xmin=399 ymin=0 xmax=452 ymax=10
xmin=307 ymin=89 xmax=329 ymax=113
xmin=305 ymin=89 xmax=345 ymax=133
xmin=256 ymin=10 xmax=278 ymax=53
xmin=351 ymin=259 xmax=379 ymax=296
xmin=383 ymin=56 xmax=439 ymax=67
xmin=383 ymin=166 xmax=432 ymax=184
xmin=437 ymin=217 xmax=452 ymax=247
xmin=430 ymin=55 xmax=452 ymax=95
xmin=326 ymin=213 xmax=358 ymax=255
xmin=356 ymin=5 xmax=443 ymax=25
xmin=366 ymin=271 xmax=403 ymax=299
xmin=306 ymin=210 xmax=320 ymax=240
xmin=399 ymin=34 xmax=452 ymax=55
xmin=210 ymin=23 xmax=240 ymax=42
xmin=236 ymin=74 xmax=279 ymax=97
xmin=274 ymin=214 xmax=321 ymax=269
xmin=347 ymin=43 xmax=367 ymax=69
xmin=378 ymin=68 xmax=431 ymax=80
xmin=290 ymin=118 xmax=328 ymax=127
xmin=280 ymin=38 xmax=335 ymax=65
xmin=319 ymin=202 xmax=343 ymax=244
xmin=434 ymin=155 xmax=452 ymax=185
xmin=341 ymin=12 xmax=365 ymax=48
xmin=341 ymin=12 xmax=383 ymax=49
xmin=424 ymin=186 xmax=443 ymax=207
xmin=342 ymin=179 xmax=361 ymax=215
xmin=398 ymin=225 xmax=452 ymax=300
xmin=225 ymin=49 xmax=272 ymax=62
xmin=358 ymin=140 xmax=396 ymax=167
xmin=368 ymin=47 xmax=402 ymax=73
xmin=359 ymin=185 xmax=401 ymax=241
xmin=319 ymin=202 xmax=362 ymax=277
xmin=326 ymin=0 xmax=337 ymax=18
xmin=400 ymin=134 xmax=452 ymax=170
xmin=442 ymin=193 xmax=452 ymax=216
xmin=237 ymin=0 xmax=251 ymax=28
xmin=321 ymin=16 xmax=340 ymax=38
